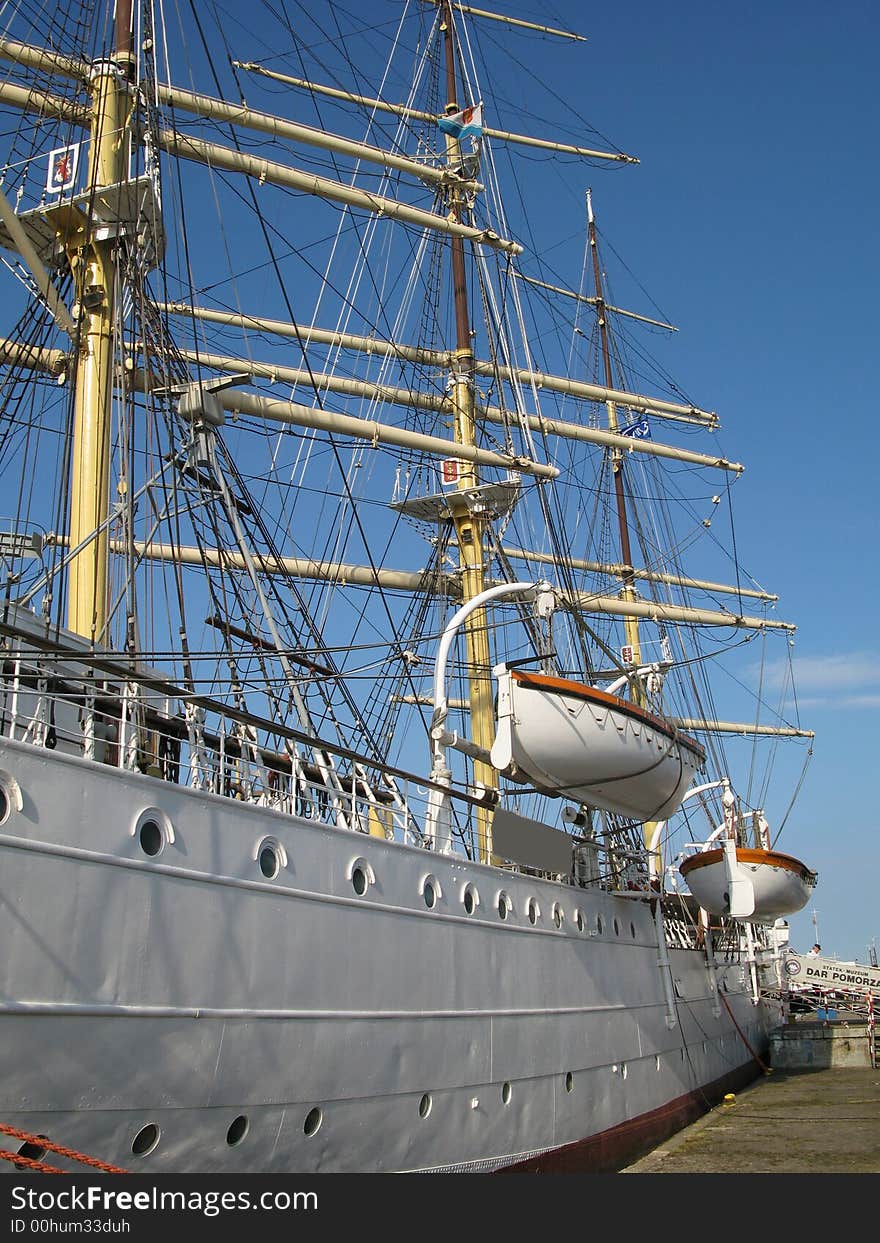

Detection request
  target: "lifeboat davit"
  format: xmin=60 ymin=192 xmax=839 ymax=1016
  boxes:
xmin=679 ymin=842 xmax=817 ymax=922
xmin=490 ymin=666 xmax=705 ymax=821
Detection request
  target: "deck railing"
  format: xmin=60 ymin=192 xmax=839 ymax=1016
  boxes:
xmin=0 ymin=625 xmax=653 ymax=892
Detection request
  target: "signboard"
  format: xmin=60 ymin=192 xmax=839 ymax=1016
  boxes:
xmin=785 ymin=952 xmax=880 ymax=997
xmin=441 ymin=459 xmax=460 ymax=486
xmin=492 ymin=808 xmax=572 ymax=876
xmin=46 ymin=143 xmax=79 ymax=194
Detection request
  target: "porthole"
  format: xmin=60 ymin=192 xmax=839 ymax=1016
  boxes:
xmin=347 ymin=856 xmax=375 ymax=896
xmin=552 ymin=903 xmax=563 ymax=929
xmin=131 ymin=1124 xmax=160 ymax=1156
xmin=575 ymin=909 xmax=585 ymax=932
xmin=462 ymin=883 xmax=479 ymax=915
xmin=17 ymin=1135 xmax=49 ymax=1162
xmin=655 ymin=1054 xmax=661 ymax=1072
xmin=139 ymin=819 xmax=163 ymax=857
xmin=418 ymin=1093 xmax=432 ymax=1119
xmin=226 ymin=1115 xmax=249 ymax=1146
xmin=597 ymin=914 xmax=604 ymax=935
xmin=527 ymin=898 xmax=538 ymax=926
xmin=613 ymin=917 xmax=620 ymax=936
xmin=621 ymin=1063 xmax=628 ymax=1080
xmin=259 ymin=843 xmax=279 ymax=879
xmin=253 ymin=835 xmax=287 ymax=878
xmin=420 ymin=873 xmax=440 ymax=909
xmin=630 ymin=921 xmax=637 ymax=939
xmin=565 ymin=1072 xmax=574 ymax=1093
xmin=0 ymin=771 xmax=22 ymax=826
xmin=501 ymin=1082 xmax=512 ymax=1105
xmin=497 ymin=891 xmax=510 ymax=920
xmin=133 ymin=807 xmax=173 ymax=858
xmin=303 ymin=1107 xmax=322 ymax=1137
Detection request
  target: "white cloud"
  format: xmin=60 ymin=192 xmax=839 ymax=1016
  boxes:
xmin=751 ymin=652 xmax=880 ymax=700
xmin=799 ymin=692 xmax=880 ymax=710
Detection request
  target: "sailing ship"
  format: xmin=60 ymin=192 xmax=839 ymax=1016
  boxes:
xmin=0 ymin=0 xmax=817 ymax=1173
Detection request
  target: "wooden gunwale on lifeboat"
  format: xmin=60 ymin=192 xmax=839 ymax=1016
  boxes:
xmin=680 ymin=846 xmax=817 ymax=882
xmin=509 ymin=668 xmax=706 ymax=762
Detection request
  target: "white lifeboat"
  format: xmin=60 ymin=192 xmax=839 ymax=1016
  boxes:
xmin=490 ymin=666 xmax=706 ymax=821
xmin=679 ymin=843 xmax=817 ymax=922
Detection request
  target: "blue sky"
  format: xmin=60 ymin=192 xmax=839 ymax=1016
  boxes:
xmin=222 ymin=0 xmax=878 ymax=963
xmin=515 ymin=0 xmax=878 ymax=962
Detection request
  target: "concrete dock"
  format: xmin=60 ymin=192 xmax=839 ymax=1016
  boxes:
xmin=621 ymin=1062 xmax=880 ymax=1174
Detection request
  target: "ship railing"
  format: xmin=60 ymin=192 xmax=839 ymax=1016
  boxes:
xmin=2 ymin=642 xmax=666 ymax=882
xmin=0 ymin=647 xmax=451 ymax=849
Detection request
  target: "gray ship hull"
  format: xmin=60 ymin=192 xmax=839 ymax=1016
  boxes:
xmin=0 ymin=737 xmax=780 ymax=1173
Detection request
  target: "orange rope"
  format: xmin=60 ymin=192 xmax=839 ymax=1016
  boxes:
xmin=0 ymin=1123 xmax=126 ymax=1174
xmin=719 ymin=988 xmax=772 ymax=1074
xmin=1 ymin=1151 xmax=66 ymax=1174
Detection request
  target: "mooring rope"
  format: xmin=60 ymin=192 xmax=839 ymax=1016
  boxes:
xmin=0 ymin=1122 xmax=126 ymax=1174
xmin=718 ymin=989 xmax=772 ymax=1074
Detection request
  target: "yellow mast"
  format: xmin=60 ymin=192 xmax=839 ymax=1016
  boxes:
xmin=65 ymin=4 xmax=133 ymax=639
xmin=440 ymin=1 xmax=495 ymax=862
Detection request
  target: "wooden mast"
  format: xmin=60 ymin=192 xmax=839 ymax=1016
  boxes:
xmin=440 ymin=1 xmax=496 ymax=862
xmin=586 ymin=189 xmax=662 ymax=881
xmin=587 ymin=190 xmax=641 ymax=659
xmin=65 ymin=0 xmax=133 ymax=639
